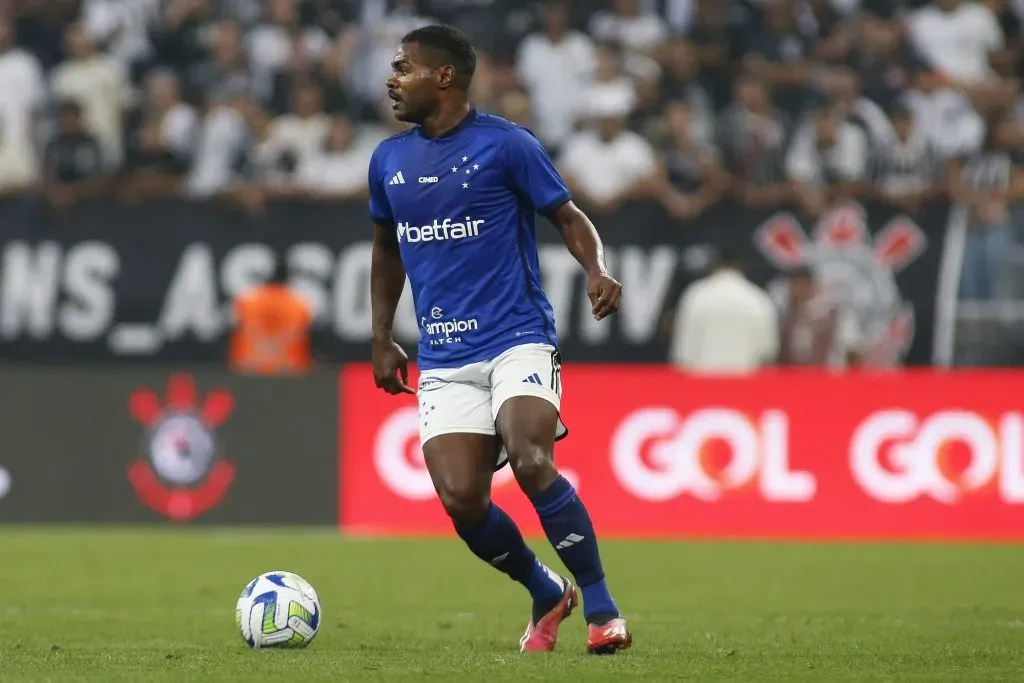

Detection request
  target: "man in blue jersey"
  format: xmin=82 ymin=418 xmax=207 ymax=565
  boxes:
xmin=368 ymin=24 xmax=631 ymax=655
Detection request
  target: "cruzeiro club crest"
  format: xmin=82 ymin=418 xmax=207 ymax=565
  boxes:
xmin=754 ymin=202 xmax=927 ymax=367
xmin=126 ymin=373 xmax=236 ymax=521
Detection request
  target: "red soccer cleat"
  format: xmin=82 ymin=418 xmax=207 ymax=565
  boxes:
xmin=586 ymin=617 xmax=632 ymax=655
xmin=518 ymin=581 xmax=579 ymax=653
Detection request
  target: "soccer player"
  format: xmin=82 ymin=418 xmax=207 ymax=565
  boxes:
xmin=368 ymin=24 xmax=631 ymax=655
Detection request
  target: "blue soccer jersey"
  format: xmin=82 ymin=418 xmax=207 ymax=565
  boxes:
xmin=368 ymin=109 xmax=571 ymax=370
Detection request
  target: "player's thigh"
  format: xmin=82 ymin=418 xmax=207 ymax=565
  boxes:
xmin=490 ymin=344 xmax=568 ymax=457
xmin=418 ymin=372 xmax=500 ymax=516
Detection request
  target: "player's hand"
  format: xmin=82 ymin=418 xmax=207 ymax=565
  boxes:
xmin=587 ymin=272 xmax=622 ymax=321
xmin=371 ymin=338 xmax=416 ymax=395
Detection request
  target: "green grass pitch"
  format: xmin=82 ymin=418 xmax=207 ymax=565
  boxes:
xmin=1 ymin=527 xmax=1022 ymax=682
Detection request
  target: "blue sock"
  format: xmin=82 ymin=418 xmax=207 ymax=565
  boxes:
xmin=530 ymin=475 xmax=619 ymax=622
xmin=453 ymin=503 xmax=564 ymax=603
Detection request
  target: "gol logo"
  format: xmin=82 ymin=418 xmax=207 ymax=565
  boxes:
xmin=850 ymin=410 xmax=1024 ymax=504
xmin=126 ymin=373 xmax=236 ymax=521
xmin=610 ymin=408 xmax=816 ymax=502
xmin=373 ymin=407 xmax=576 ymax=499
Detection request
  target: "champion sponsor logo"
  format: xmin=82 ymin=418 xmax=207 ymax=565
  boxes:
xmin=396 ymin=217 xmax=484 ymax=244
xmin=421 ymin=317 xmax=478 ymax=336
xmin=419 ymin=307 xmax=478 ymax=346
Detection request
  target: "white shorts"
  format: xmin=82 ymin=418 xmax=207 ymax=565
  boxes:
xmin=417 ymin=343 xmax=568 ymax=469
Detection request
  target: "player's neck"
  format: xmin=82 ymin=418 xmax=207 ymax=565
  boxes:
xmin=419 ymin=100 xmax=473 ymax=139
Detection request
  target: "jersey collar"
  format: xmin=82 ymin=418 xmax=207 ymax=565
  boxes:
xmin=416 ymin=107 xmax=477 ymax=140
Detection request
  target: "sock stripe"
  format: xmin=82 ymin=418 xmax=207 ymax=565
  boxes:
xmin=534 ymin=487 xmax=576 ymax=517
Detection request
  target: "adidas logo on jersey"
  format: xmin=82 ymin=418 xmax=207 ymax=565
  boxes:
xmin=389 ymin=171 xmax=406 ymax=185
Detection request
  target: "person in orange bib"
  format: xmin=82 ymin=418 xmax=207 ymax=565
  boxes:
xmin=229 ymin=261 xmax=313 ymax=376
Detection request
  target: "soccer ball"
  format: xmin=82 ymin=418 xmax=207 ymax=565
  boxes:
xmin=235 ymin=571 xmax=321 ymax=649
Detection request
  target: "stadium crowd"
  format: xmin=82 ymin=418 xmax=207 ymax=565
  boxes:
xmin=0 ymin=0 xmax=1022 ymax=303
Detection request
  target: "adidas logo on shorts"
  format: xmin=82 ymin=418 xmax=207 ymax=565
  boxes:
xmin=523 ymin=373 xmax=543 ymax=385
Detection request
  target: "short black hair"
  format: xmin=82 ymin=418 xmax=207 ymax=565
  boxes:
xmin=401 ymin=24 xmax=476 ymax=90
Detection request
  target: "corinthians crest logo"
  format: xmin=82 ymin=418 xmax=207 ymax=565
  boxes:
xmin=126 ymin=374 xmax=236 ymax=521
xmin=754 ymin=202 xmax=927 ymax=367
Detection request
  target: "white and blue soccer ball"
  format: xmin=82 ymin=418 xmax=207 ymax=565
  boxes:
xmin=236 ymin=571 xmax=321 ymax=649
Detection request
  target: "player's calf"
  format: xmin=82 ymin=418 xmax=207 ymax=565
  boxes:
xmin=423 ymin=434 xmax=564 ymax=626
xmin=497 ymin=398 xmax=625 ymax=643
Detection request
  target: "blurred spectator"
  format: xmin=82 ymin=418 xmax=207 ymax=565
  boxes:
xmin=779 ymin=266 xmax=863 ymax=369
xmin=120 ymin=69 xmax=197 ymax=202
xmin=496 ymin=87 xmax=533 ymax=128
xmin=650 ymin=99 xmax=728 ymax=220
xmin=719 ymin=74 xmax=792 ymax=207
xmin=949 ymin=114 xmax=1024 ymax=300
xmin=0 ymin=15 xmax=44 ymax=194
xmin=905 ymin=0 xmax=1004 ymax=86
xmin=849 ymin=13 xmax=920 ymax=110
xmin=11 ymin=0 xmax=80 ymax=71
xmin=904 ymin=0 xmax=1011 ymax=158
xmin=295 ymin=115 xmax=373 ymax=200
xmin=230 ymin=258 xmax=313 ymax=376
xmin=430 ymin=0 xmax=513 ymax=58
xmin=154 ymin=0 xmax=218 ymax=81
xmin=589 ymin=0 xmax=668 ymax=57
xmin=657 ymin=39 xmax=713 ymax=146
xmin=741 ymin=0 xmax=814 ymax=117
xmin=873 ymin=101 xmax=942 ymax=214
xmin=786 ymin=105 xmax=871 ymax=214
xmin=578 ymin=41 xmax=636 ymax=129
xmin=42 ymin=100 xmax=108 ymax=210
xmin=515 ymin=0 xmax=595 ymax=153
xmin=186 ymin=20 xmax=266 ymax=109
xmin=185 ymin=98 xmax=252 ymax=198
xmin=686 ymin=0 xmax=731 ymax=108
xmin=807 ymin=0 xmax=857 ymax=65
xmin=256 ymin=79 xmax=329 ymax=190
xmin=247 ymin=0 xmax=331 ymax=82
xmin=627 ymin=60 xmax=666 ymax=145
xmin=558 ymin=101 xmax=657 ymax=212
xmin=825 ymin=66 xmax=894 ymax=146
xmin=81 ymin=0 xmax=162 ymax=83
xmin=50 ymin=21 xmax=129 ymax=169
xmin=468 ymin=49 xmax=499 ymax=113
xmin=670 ymin=246 xmax=780 ymax=373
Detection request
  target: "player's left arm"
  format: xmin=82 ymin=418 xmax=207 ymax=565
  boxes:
xmin=502 ymin=127 xmax=622 ymax=321
xmin=549 ymin=202 xmax=622 ymax=320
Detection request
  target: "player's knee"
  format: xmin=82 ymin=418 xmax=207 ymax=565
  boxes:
xmin=437 ymin=482 xmax=490 ymax=525
xmin=505 ymin=438 xmax=556 ymax=494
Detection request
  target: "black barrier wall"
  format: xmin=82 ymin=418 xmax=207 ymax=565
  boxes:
xmin=0 ymin=366 xmax=338 ymax=523
xmin=0 ymin=197 xmax=950 ymax=365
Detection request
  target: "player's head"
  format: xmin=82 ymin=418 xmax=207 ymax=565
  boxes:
xmin=387 ymin=24 xmax=476 ymax=124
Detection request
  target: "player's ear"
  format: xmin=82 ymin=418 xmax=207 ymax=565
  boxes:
xmin=436 ymin=64 xmax=454 ymax=90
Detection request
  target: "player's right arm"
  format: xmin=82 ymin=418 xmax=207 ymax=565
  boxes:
xmin=368 ymin=145 xmax=415 ymax=395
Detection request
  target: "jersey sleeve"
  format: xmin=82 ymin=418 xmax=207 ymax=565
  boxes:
xmin=500 ymin=127 xmax=572 ymax=217
xmin=367 ymin=144 xmax=394 ymax=227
